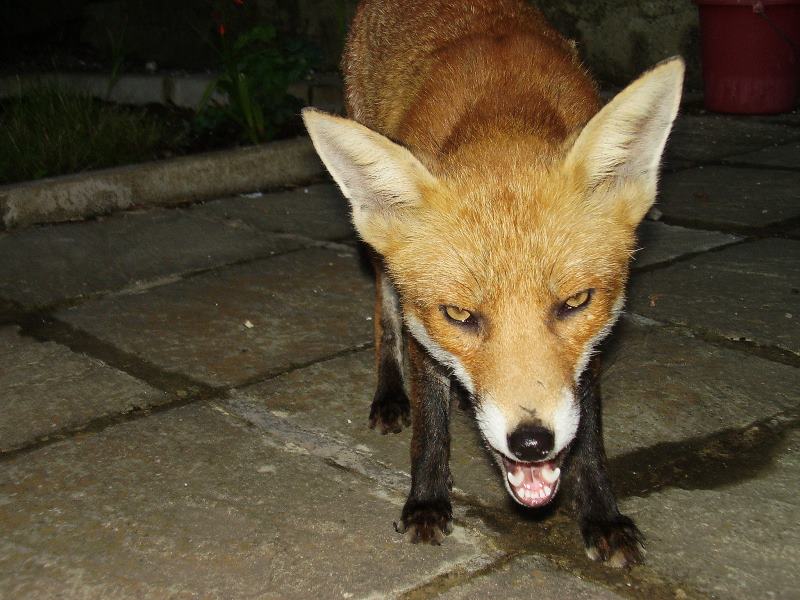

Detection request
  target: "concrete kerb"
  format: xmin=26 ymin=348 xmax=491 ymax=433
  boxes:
xmin=0 ymin=136 xmax=326 ymax=230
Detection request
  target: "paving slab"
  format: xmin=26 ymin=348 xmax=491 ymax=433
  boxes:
xmin=0 ymin=205 xmax=303 ymax=309
xmin=664 ymin=114 xmax=800 ymax=165
xmin=0 ymin=403 xmax=487 ymax=599
xmin=0 ymin=297 xmax=22 ymax=326
xmin=750 ymin=108 xmax=800 ymax=128
xmin=439 ymin=554 xmax=626 ymax=600
xmin=231 ymin=349 xmax=510 ymax=510
xmin=0 ymin=326 xmax=168 ymax=452
xmin=601 ymin=320 xmax=800 ymax=459
xmin=627 ymin=239 xmax=800 ymax=354
xmin=197 ymin=183 xmax=355 ymax=242
xmin=618 ymin=426 xmax=800 ymax=600
xmin=57 ymin=247 xmax=375 ymax=387
xmin=634 ymin=220 xmax=740 ymax=269
xmin=722 ymin=140 xmax=800 ymax=170
xmin=656 ymin=166 xmax=800 ymax=229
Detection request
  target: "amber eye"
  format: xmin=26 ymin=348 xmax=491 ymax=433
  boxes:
xmin=444 ymin=305 xmax=473 ymax=323
xmin=562 ymin=289 xmax=592 ymax=312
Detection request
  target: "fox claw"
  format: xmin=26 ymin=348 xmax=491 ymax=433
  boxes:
xmin=369 ymin=390 xmax=411 ymax=434
xmin=397 ymin=499 xmax=452 ymax=545
xmin=582 ymin=515 xmax=645 ymax=568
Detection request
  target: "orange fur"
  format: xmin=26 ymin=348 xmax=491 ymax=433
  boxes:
xmin=304 ymin=0 xmax=683 ymax=446
xmin=343 ymin=0 xmax=599 ymax=161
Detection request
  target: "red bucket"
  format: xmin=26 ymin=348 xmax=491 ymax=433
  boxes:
xmin=695 ymin=0 xmax=800 ymax=113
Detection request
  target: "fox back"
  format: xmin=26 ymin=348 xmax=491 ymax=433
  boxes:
xmin=343 ymin=0 xmax=600 ymax=157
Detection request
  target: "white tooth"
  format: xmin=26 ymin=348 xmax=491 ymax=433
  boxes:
xmin=507 ymin=469 xmax=524 ymax=487
xmin=542 ymin=466 xmax=560 ymax=484
xmin=544 ymin=485 xmax=552 ymax=497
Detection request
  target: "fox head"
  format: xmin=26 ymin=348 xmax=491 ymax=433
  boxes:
xmin=303 ymin=58 xmax=684 ymax=506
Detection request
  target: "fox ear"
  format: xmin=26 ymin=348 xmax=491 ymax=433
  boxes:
xmin=565 ymin=58 xmax=684 ymax=224
xmin=302 ymin=108 xmax=436 ymax=254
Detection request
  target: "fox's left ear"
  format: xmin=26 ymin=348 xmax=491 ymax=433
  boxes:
xmin=302 ymin=108 xmax=437 ymax=254
xmin=565 ymin=58 xmax=684 ymax=225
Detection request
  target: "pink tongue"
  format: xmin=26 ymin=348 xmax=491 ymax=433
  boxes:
xmin=504 ymin=458 xmax=559 ymax=507
xmin=513 ymin=464 xmax=545 ymax=490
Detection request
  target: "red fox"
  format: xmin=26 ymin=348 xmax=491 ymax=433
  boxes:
xmin=303 ymin=0 xmax=683 ymax=567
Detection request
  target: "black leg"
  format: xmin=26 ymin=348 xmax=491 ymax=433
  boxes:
xmin=566 ymin=366 xmax=645 ymax=568
xmin=396 ymin=338 xmax=453 ymax=544
xmin=369 ymin=266 xmax=411 ymax=434
xmin=450 ymin=377 xmax=472 ymax=413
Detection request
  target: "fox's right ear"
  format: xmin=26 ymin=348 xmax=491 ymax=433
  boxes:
xmin=302 ymin=108 xmax=436 ymax=254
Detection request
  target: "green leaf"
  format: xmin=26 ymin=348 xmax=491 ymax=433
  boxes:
xmin=197 ymin=75 xmax=223 ymax=112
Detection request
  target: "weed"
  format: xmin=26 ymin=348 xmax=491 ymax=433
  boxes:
xmin=0 ymin=83 xmax=176 ymax=184
xmin=105 ymin=23 xmax=128 ymax=100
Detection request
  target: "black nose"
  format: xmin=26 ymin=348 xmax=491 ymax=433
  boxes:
xmin=507 ymin=424 xmax=554 ymax=462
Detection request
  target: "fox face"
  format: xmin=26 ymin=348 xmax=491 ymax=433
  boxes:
xmin=356 ymin=153 xmax=638 ymax=507
xmin=304 ymin=58 xmax=683 ymax=509
xmin=386 ymin=178 xmax=634 ymax=502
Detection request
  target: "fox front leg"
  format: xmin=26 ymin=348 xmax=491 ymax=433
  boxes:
xmin=567 ymin=365 xmax=645 ymax=568
xmin=369 ymin=265 xmax=411 ymax=434
xmin=396 ymin=337 xmax=453 ymax=544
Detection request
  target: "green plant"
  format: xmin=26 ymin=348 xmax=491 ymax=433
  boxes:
xmin=198 ymin=6 xmax=315 ymax=145
xmin=0 ymin=83 xmax=172 ymax=184
xmin=105 ymin=22 xmax=128 ymax=100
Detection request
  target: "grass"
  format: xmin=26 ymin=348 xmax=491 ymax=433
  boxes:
xmin=0 ymin=84 xmax=178 ymax=185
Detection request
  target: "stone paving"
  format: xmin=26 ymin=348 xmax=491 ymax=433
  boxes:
xmin=1 ymin=108 xmax=799 ymax=600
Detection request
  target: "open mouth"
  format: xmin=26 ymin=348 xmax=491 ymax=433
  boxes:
xmin=500 ymin=454 xmax=562 ymax=508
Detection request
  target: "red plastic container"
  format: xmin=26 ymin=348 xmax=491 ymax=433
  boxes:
xmin=695 ymin=0 xmax=800 ymax=113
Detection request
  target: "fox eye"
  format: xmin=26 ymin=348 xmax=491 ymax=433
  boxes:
xmin=560 ymin=289 xmax=593 ymax=315
xmin=443 ymin=305 xmax=473 ymax=324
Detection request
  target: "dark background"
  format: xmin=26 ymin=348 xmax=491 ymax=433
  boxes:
xmin=1 ymin=0 xmax=702 ymax=88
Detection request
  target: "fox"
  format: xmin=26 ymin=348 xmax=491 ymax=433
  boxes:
xmin=302 ymin=0 xmax=683 ymax=567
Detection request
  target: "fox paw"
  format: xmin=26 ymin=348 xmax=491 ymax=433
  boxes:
xmin=369 ymin=389 xmax=411 ymax=434
xmin=582 ymin=515 xmax=645 ymax=568
xmin=395 ymin=499 xmax=453 ymax=545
